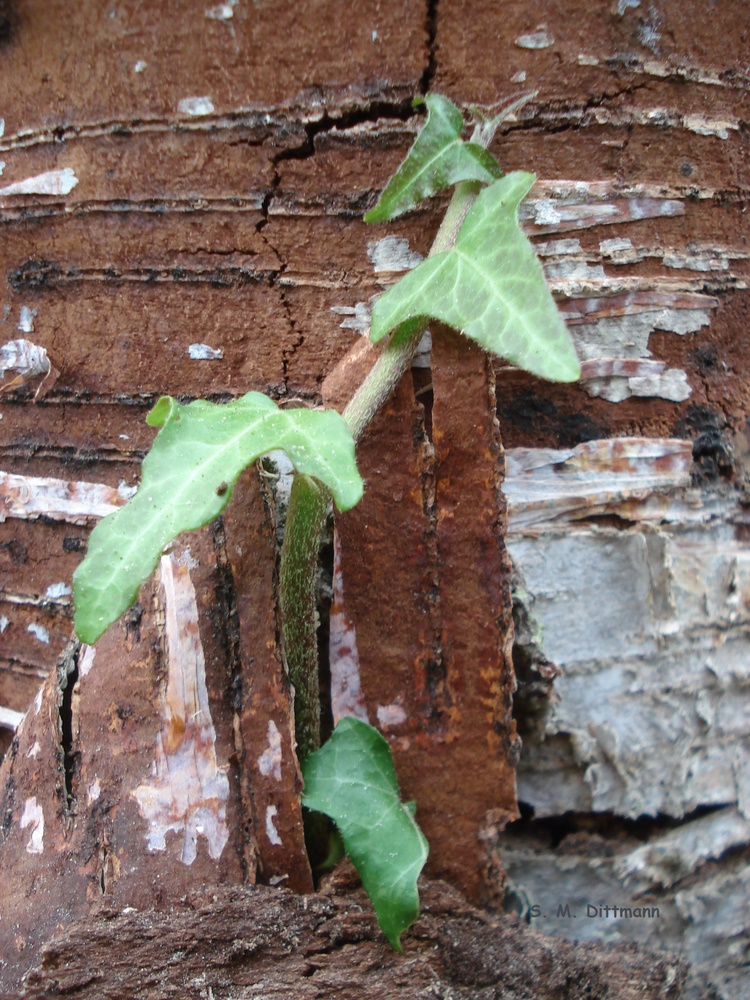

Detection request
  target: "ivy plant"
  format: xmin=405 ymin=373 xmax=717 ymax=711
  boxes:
xmin=72 ymin=93 xmax=580 ymax=950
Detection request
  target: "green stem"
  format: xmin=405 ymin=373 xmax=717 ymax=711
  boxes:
xmin=278 ymin=473 xmax=330 ymax=761
xmin=280 ymin=116 xmax=510 ymax=758
xmin=343 ymin=179 xmax=480 ymax=442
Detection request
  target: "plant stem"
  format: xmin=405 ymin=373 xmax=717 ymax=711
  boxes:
xmin=278 ymin=473 xmax=330 ymax=761
xmin=280 ymin=111 xmax=513 ymax=758
xmin=343 ymin=179 xmax=481 ymax=442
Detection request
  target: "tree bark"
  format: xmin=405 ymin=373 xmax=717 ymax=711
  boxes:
xmin=1 ymin=0 xmax=748 ymax=996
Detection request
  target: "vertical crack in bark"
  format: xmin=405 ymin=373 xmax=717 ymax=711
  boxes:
xmin=210 ymin=518 xmax=254 ymax=882
xmin=412 ymin=369 xmax=446 ymax=729
xmin=420 ymin=0 xmax=439 ymax=95
xmin=56 ymin=640 xmax=81 ymax=817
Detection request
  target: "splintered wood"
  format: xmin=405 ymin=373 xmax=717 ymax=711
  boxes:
xmin=333 ymin=330 xmax=517 ymax=901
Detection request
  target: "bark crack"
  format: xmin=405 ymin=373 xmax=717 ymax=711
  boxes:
xmin=56 ymin=640 xmax=80 ymax=818
xmin=420 ymin=0 xmax=439 ymax=96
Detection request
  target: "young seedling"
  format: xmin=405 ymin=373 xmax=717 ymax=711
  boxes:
xmin=73 ymin=93 xmax=580 ymax=950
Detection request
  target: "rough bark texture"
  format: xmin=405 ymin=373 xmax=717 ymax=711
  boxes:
xmin=16 ymin=879 xmax=689 ymax=1000
xmin=1 ymin=0 xmax=749 ymax=996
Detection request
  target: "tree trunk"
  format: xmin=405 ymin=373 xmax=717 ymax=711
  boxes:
xmin=0 ymin=1 xmax=747 ymax=996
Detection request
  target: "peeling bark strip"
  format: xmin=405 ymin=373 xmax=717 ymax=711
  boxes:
xmin=0 ymin=533 xmax=244 ymax=992
xmin=0 ymin=338 xmax=58 ymax=398
xmin=131 ymin=550 xmax=230 ymax=864
xmin=329 ymin=527 xmax=368 ymax=725
xmin=522 ymin=187 xmax=685 ymax=235
xmin=504 ymin=437 xmax=693 ymax=529
xmin=221 ymin=471 xmax=313 ymax=893
xmin=505 ymin=457 xmax=750 ymax=993
xmin=334 ymin=336 xmax=517 ymax=901
xmin=0 ymin=471 xmax=123 ymax=523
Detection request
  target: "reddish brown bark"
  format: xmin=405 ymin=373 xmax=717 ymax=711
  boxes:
xmin=2 ymin=0 xmax=747 ymax=994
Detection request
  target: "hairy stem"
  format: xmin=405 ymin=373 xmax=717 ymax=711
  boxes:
xmin=278 ymin=473 xmax=330 ymax=761
xmin=280 ymin=108 xmax=514 ymax=760
xmin=343 ymin=179 xmax=481 ymax=442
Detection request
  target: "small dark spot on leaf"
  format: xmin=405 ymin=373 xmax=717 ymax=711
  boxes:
xmin=216 ymin=481 xmax=228 ymax=496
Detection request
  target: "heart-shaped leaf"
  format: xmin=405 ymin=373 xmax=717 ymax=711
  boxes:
xmin=369 ymin=172 xmax=581 ymax=382
xmin=364 ymin=94 xmax=501 ymax=224
xmin=74 ymin=393 xmax=363 ymax=644
xmin=301 ymin=717 xmax=429 ymax=950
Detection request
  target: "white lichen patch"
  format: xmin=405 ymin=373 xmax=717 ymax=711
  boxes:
xmin=0 ymin=168 xmax=78 ymax=197
xmin=45 ymin=582 xmax=71 ymax=600
xmin=265 ymin=805 xmax=282 ymax=846
xmin=367 ymin=236 xmax=423 ymax=273
xmin=88 ymin=778 xmax=102 ymax=803
xmin=132 ymin=551 xmax=230 ymax=865
xmin=561 ymin=291 xmax=715 ymax=403
xmin=205 ymin=1 xmax=236 ymax=19
xmin=257 ymin=720 xmax=282 ymax=782
xmin=0 ymin=615 xmax=8 ymax=633
xmin=20 ymin=797 xmax=44 ymax=854
xmin=26 ymin=741 xmax=41 ymax=758
xmin=187 ymin=343 xmax=224 ymax=360
xmin=376 ymin=703 xmax=407 ymax=729
xmin=17 ymin=306 xmax=36 ymax=333
xmin=177 ymin=96 xmax=215 ymax=117
xmin=682 ymin=114 xmax=737 ymax=139
xmin=663 ymin=253 xmax=729 ymax=272
xmin=329 ymin=529 xmax=369 ymax=725
xmin=599 ymin=237 xmax=634 ymax=254
xmin=1 ymin=338 xmax=50 ymax=381
xmin=532 ymin=199 xmax=562 ymax=226
xmin=79 ymin=645 xmax=96 ymax=679
xmin=330 ymin=301 xmax=372 ymax=333
xmin=515 ymin=27 xmax=555 ymax=49
xmin=27 ymin=623 xmax=49 ymax=644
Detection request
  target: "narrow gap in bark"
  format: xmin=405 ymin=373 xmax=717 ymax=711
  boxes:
xmin=412 ymin=365 xmax=434 ymax=442
xmin=316 ymin=523 xmax=335 ymax=746
xmin=420 ymin=0 xmax=439 ymax=95
xmin=210 ymin=517 xmax=251 ymax=880
xmin=99 ymin=846 xmax=108 ymax=895
xmin=506 ymin=802 xmax=732 ymax=851
xmin=510 ymin=564 xmax=559 ymax=744
xmin=273 ymin=99 xmax=416 ymax=167
xmin=57 ymin=643 xmax=80 ymax=813
xmin=411 ymin=366 xmax=446 ymax=731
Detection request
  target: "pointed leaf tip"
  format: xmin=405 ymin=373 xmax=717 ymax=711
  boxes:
xmin=73 ymin=393 xmax=363 ymax=644
xmin=369 ymin=172 xmax=581 ymax=383
xmin=301 ymin=717 xmax=429 ymax=949
xmin=364 ymin=93 xmax=501 ymax=224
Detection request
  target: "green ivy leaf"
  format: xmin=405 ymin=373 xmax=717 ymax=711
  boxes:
xmin=301 ymin=717 xmax=429 ymax=950
xmin=363 ymin=94 xmax=501 ymax=223
xmin=73 ymin=393 xmax=363 ymax=644
xmin=369 ymin=172 xmax=581 ymax=382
